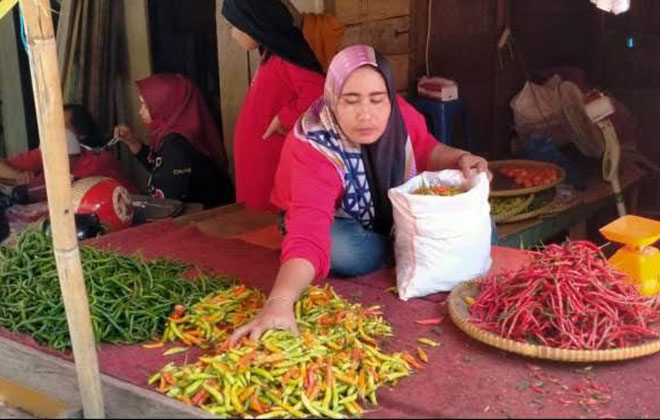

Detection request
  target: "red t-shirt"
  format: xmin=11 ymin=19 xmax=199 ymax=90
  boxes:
xmin=271 ymin=97 xmax=439 ymax=279
xmin=233 ymin=55 xmax=324 ymax=211
xmin=6 ymin=149 xmax=139 ymax=193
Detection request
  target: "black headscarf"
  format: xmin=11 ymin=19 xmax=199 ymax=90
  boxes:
xmin=362 ymin=53 xmax=408 ymax=235
xmin=222 ymin=0 xmax=323 ymax=74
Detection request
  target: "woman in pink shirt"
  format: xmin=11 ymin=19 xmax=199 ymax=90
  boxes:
xmin=221 ymin=0 xmax=325 ymax=211
xmin=231 ymin=45 xmax=491 ymax=343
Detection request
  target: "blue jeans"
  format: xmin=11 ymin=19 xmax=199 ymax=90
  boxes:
xmin=330 ymin=218 xmax=392 ymax=277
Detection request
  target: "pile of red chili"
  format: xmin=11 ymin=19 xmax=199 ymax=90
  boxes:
xmin=469 ymin=241 xmax=660 ymax=350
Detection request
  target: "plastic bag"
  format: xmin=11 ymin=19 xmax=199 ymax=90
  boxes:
xmin=510 ymin=75 xmax=571 ymax=145
xmin=388 ymin=170 xmax=492 ymax=301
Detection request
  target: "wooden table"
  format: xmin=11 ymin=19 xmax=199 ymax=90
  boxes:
xmin=497 ymin=164 xmax=647 ymax=248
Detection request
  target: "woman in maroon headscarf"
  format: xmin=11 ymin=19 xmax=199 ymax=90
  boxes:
xmin=113 ymin=73 xmax=233 ymax=208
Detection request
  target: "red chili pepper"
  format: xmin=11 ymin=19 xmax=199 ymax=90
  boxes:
xmin=414 ymin=317 xmax=444 ymax=326
xmin=191 ymin=388 xmax=209 ymax=406
xmin=468 ymin=241 xmax=660 ymax=350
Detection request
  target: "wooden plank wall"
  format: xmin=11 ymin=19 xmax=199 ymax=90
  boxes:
xmin=327 ymin=0 xmax=411 ymax=94
xmin=409 ymin=0 xmax=595 ymax=158
xmin=118 ymin=0 xmax=153 ymax=192
xmin=592 ymin=0 xmax=660 ymax=213
xmin=409 ymin=0 xmax=498 ymax=155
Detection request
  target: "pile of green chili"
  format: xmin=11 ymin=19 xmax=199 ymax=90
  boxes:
xmin=0 ymin=228 xmax=234 ymax=350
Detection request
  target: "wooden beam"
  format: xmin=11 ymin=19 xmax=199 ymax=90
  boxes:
xmin=0 ymin=9 xmax=29 ymax=157
xmin=342 ymin=16 xmax=409 ymax=55
xmin=0 ymin=336 xmax=214 ymax=418
xmin=18 ymin=0 xmax=104 ymax=417
xmin=327 ymin=0 xmax=409 ymax=25
xmin=216 ymin=0 xmax=250 ymax=180
xmin=386 ymin=53 xmax=410 ymax=92
xmin=55 ymin=0 xmax=75 ymax=77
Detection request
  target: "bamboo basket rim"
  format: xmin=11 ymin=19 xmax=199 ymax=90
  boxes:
xmin=489 ymin=160 xmax=566 ymax=197
xmin=491 ymin=194 xmax=535 ymax=223
xmin=448 ymin=281 xmax=660 ymax=362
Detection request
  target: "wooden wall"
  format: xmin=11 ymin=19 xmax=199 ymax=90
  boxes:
xmin=117 ymin=0 xmax=152 ymax=192
xmin=409 ymin=0 xmax=659 ymax=213
xmin=409 ymin=0 xmax=595 ymax=157
xmin=327 ymin=0 xmax=411 ymax=94
xmin=592 ymin=0 xmax=660 ymax=212
xmin=0 ymin=11 xmax=29 ymax=158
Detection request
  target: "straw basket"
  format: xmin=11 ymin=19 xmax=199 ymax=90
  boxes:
xmin=448 ymin=281 xmax=660 ymax=362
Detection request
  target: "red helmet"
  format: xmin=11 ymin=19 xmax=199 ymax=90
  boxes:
xmin=71 ymin=177 xmax=133 ymax=232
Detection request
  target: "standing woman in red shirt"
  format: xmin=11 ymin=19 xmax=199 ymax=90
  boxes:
xmin=221 ymin=0 xmax=325 ymax=211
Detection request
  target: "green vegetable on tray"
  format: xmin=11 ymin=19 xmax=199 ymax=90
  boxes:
xmin=0 ymin=229 xmax=234 ymax=350
xmin=525 ymin=189 xmax=554 ymax=212
xmin=489 ymin=195 xmax=530 ymax=216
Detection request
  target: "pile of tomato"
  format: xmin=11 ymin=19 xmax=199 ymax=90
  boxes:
xmin=499 ymin=166 xmax=559 ymax=188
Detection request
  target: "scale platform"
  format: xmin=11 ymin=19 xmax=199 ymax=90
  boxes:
xmin=600 ymin=215 xmax=660 ymax=296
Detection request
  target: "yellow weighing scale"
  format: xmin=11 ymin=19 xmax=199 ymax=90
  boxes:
xmin=599 ymin=215 xmax=660 ymax=296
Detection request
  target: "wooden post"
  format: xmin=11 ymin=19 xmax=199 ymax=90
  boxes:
xmin=18 ymin=0 xmax=105 ymax=417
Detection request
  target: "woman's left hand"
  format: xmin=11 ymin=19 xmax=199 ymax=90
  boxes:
xmin=262 ymin=115 xmax=287 ymax=140
xmin=457 ymin=152 xmax=492 ymax=182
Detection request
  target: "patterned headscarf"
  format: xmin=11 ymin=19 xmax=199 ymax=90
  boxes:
xmin=294 ymin=45 xmax=415 ymax=234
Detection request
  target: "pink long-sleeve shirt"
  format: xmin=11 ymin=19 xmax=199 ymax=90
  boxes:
xmin=271 ymin=96 xmax=439 ymax=279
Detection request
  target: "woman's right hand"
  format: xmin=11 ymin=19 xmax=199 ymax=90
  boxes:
xmin=113 ymin=124 xmax=142 ymax=155
xmin=229 ymin=298 xmax=299 ymax=347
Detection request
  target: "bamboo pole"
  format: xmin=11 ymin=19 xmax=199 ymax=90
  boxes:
xmin=18 ymin=0 xmax=105 ymax=417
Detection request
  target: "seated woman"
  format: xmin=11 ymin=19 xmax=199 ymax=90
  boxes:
xmin=230 ymin=45 xmax=491 ymax=344
xmin=114 ymin=73 xmax=234 ymax=208
xmin=0 ymin=104 xmax=138 ymax=193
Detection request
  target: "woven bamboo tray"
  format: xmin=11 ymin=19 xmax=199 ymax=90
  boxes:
xmin=491 ymin=194 xmax=535 ymax=223
xmin=448 ymin=281 xmax=660 ymax=362
xmin=489 ymin=160 xmax=566 ymax=197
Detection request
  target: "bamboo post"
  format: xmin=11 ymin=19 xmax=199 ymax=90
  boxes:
xmin=18 ymin=0 xmax=105 ymax=417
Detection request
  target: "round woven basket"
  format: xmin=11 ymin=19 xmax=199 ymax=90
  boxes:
xmin=448 ymin=281 xmax=660 ymax=362
xmin=491 ymin=194 xmax=535 ymax=223
xmin=489 ymin=160 xmax=566 ymax=197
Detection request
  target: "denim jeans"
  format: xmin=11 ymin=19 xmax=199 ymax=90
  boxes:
xmin=329 ymin=217 xmax=392 ymax=277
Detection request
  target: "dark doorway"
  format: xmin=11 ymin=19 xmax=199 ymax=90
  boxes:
xmin=147 ymin=0 xmax=222 ymax=134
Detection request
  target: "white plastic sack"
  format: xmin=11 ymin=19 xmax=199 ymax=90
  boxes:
xmin=510 ymin=75 xmax=563 ymax=132
xmin=388 ymin=170 xmax=492 ymax=301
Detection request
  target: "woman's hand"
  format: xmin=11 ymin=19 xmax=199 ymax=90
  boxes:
xmin=113 ymin=124 xmax=142 ymax=155
xmin=15 ymin=171 xmax=35 ymax=185
xmin=457 ymin=152 xmax=492 ymax=182
xmin=262 ymin=115 xmax=287 ymax=140
xmin=229 ymin=297 xmax=299 ymax=346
